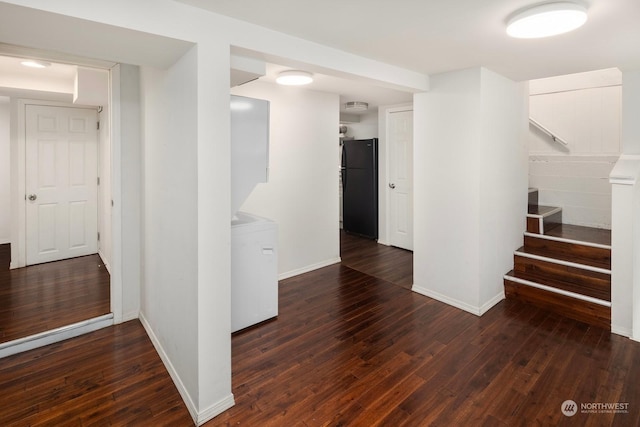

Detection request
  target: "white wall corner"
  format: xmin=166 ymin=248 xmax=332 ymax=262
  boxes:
xmin=612 ymin=324 xmax=633 ymax=339
xmin=195 ymin=394 xmax=236 ymax=426
xmin=479 ymin=292 xmax=505 ymax=316
xmin=412 ymin=284 xmax=484 ymax=316
xmin=278 ymin=257 xmax=341 ymax=281
xmin=609 ymin=155 xmax=640 ymax=185
xmin=139 ymin=312 xmax=199 ymax=424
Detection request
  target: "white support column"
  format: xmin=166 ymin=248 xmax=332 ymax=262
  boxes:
xmin=610 ymin=70 xmax=640 ymax=339
xmin=609 ymin=157 xmax=640 ymax=337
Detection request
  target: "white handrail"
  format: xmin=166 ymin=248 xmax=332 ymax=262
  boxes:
xmin=529 ymin=117 xmax=569 ymax=146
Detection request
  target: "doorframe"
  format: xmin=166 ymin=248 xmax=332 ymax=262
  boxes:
xmin=11 ymin=99 xmax=101 ymax=268
xmin=377 ymin=103 xmax=413 ymax=246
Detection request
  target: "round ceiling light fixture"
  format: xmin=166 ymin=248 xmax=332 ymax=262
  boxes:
xmin=506 ymin=1 xmax=588 ymax=39
xmin=344 ymin=101 xmax=369 ymax=112
xmin=276 ymin=70 xmax=313 ymax=86
xmin=20 ymin=59 xmax=52 ymax=68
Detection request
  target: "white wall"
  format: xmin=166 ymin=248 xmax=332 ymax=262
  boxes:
xmin=0 ymin=96 xmax=9 ymax=244
xmin=413 ymin=67 xmax=527 ymax=315
xmin=97 ymin=102 xmax=111 ymax=272
xmin=231 ymin=81 xmax=341 ymax=278
xmin=139 ymin=50 xmax=199 ymax=409
xmin=478 ymin=70 xmax=529 ymax=306
xmin=111 ymin=64 xmax=140 ymax=323
xmin=528 ymin=69 xmax=621 ymax=229
xmin=343 ymin=111 xmax=378 ymax=140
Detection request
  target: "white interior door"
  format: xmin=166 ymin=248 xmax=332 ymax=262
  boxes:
xmin=25 ymin=105 xmax=99 ymax=265
xmin=388 ymin=109 xmax=413 ymax=250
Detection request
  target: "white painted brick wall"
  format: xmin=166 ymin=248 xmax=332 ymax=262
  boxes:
xmin=528 ymin=69 xmax=621 ymax=229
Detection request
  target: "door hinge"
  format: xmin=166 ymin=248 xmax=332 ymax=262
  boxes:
xmin=97 ymin=121 xmax=100 ymax=130
xmin=97 ymin=177 xmax=100 ymax=185
xmin=97 ymin=232 xmax=100 ymax=241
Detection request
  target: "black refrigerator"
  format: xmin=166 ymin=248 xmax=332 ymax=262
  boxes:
xmin=341 ymin=138 xmax=378 ymax=239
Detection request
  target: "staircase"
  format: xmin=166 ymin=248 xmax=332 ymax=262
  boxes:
xmin=503 ymin=188 xmax=612 ymax=330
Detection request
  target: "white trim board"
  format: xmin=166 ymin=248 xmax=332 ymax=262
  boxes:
xmin=523 ymin=232 xmax=611 ymax=250
xmin=98 ymin=250 xmax=111 ymax=274
xmin=140 ymin=312 xmax=202 ymax=424
xmin=139 ymin=312 xmax=235 ymax=425
xmin=411 ymin=285 xmax=504 ymax=316
xmin=0 ymin=313 xmax=113 ymax=359
xmin=526 ymin=207 xmax=562 ymax=219
xmin=278 ymin=257 xmax=341 ymax=281
xmin=503 ymin=274 xmax=611 ymax=307
xmin=195 ymin=395 xmax=236 ymax=426
xmin=514 ymin=250 xmax=611 ymax=275
xmin=612 ymin=324 xmax=632 ymax=338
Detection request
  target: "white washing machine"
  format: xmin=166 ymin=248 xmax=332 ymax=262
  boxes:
xmin=231 ymin=212 xmax=278 ymax=333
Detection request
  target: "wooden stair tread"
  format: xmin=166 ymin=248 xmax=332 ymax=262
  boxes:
xmin=504 ymin=270 xmax=610 ymax=301
xmin=523 ymin=235 xmax=611 ymax=270
xmin=512 ymin=253 xmax=611 ymax=301
xmin=504 ymin=274 xmax=611 ymax=330
xmin=515 ymin=246 xmax=610 ymax=271
xmin=543 ymin=224 xmax=611 ymax=247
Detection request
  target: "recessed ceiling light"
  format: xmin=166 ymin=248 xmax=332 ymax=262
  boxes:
xmin=20 ymin=60 xmax=52 ymax=69
xmin=507 ymin=1 xmax=588 ymax=39
xmin=276 ymin=70 xmax=313 ymax=86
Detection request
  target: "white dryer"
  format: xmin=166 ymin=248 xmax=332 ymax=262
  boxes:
xmin=231 ymin=212 xmax=278 ymax=333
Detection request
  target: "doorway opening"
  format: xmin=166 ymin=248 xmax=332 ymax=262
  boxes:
xmin=0 ymin=50 xmax=113 ymax=356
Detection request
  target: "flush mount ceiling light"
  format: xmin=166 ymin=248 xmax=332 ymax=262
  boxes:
xmin=20 ymin=59 xmax=52 ymax=68
xmin=506 ymin=1 xmax=588 ymax=39
xmin=276 ymin=70 xmax=313 ymax=86
xmin=344 ymin=101 xmax=369 ymax=112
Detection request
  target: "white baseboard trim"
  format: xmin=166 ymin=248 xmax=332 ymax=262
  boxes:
xmin=479 ymin=292 xmax=505 ymax=315
xmin=0 ymin=313 xmax=114 ymax=359
xmin=278 ymin=257 xmax=342 ymax=281
xmin=121 ymin=310 xmax=139 ymax=323
xmin=139 ymin=312 xmax=199 ymax=424
xmin=139 ymin=312 xmax=235 ymax=425
xmin=612 ymin=324 xmax=632 ymax=338
xmin=196 ymin=394 xmax=236 ymax=426
xmin=412 ymin=285 xmax=482 ymax=316
xmin=98 ymin=250 xmax=111 ymax=274
xmin=412 ymin=285 xmax=503 ymax=316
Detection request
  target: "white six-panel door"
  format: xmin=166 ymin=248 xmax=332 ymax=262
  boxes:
xmin=388 ymin=109 xmax=414 ymax=251
xmin=25 ymin=105 xmax=98 ymax=265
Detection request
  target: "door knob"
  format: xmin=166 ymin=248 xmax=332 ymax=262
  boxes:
xmin=389 ymin=183 xmax=396 ymax=189
xmin=28 ymin=194 xmax=37 ymax=201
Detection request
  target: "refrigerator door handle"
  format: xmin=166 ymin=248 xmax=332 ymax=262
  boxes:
xmin=341 ymin=167 xmax=347 ymax=191
xmin=341 ymin=145 xmax=347 ymax=191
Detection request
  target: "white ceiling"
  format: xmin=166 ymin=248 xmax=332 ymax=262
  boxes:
xmin=260 ymin=63 xmax=412 ymax=114
xmin=0 ymin=55 xmax=77 ymax=95
xmin=177 ymin=0 xmax=640 ymax=82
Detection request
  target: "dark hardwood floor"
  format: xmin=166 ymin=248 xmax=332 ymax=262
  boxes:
xmin=0 ymin=320 xmax=190 ymax=425
xmin=2 ymin=237 xmax=640 ymax=426
xmin=0 ymin=244 xmax=110 ymax=343
xmin=340 ymin=230 xmax=413 ymax=289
